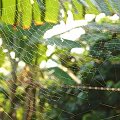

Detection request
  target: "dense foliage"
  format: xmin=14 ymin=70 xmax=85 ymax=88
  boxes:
xmin=0 ymin=0 xmax=120 ymax=120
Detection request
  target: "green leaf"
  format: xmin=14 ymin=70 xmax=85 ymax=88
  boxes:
xmin=28 ymin=23 xmax=54 ymax=44
xmin=33 ymin=0 xmax=43 ymax=25
xmin=90 ymin=0 xmax=111 ymax=15
xmin=45 ymin=0 xmax=60 ymax=23
xmin=109 ymin=0 xmax=120 ymax=15
xmin=21 ymin=0 xmax=32 ymax=29
xmin=86 ymin=0 xmax=99 ymax=14
xmin=1 ymin=0 xmax=16 ymax=24
xmin=0 ymin=0 xmax=2 ymax=17
xmin=72 ymin=0 xmax=84 ymax=20
xmin=43 ymin=37 xmax=81 ymax=49
xmin=77 ymin=0 xmax=89 ymax=8
xmin=83 ymin=22 xmax=120 ymax=33
xmin=0 ymin=48 xmax=5 ymax=67
xmin=48 ymin=67 xmax=76 ymax=85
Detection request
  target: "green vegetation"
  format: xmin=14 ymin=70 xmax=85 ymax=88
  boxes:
xmin=0 ymin=0 xmax=120 ymax=120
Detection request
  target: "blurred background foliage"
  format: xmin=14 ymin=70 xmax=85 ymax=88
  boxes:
xmin=0 ymin=0 xmax=120 ymax=120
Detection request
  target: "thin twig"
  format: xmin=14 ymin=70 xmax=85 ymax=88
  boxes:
xmin=62 ymin=85 xmax=120 ymax=92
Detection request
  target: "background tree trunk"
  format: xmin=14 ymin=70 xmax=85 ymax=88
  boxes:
xmin=9 ymin=59 xmax=18 ymax=120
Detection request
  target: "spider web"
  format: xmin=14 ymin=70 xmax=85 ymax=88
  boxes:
xmin=0 ymin=1 xmax=120 ymax=120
